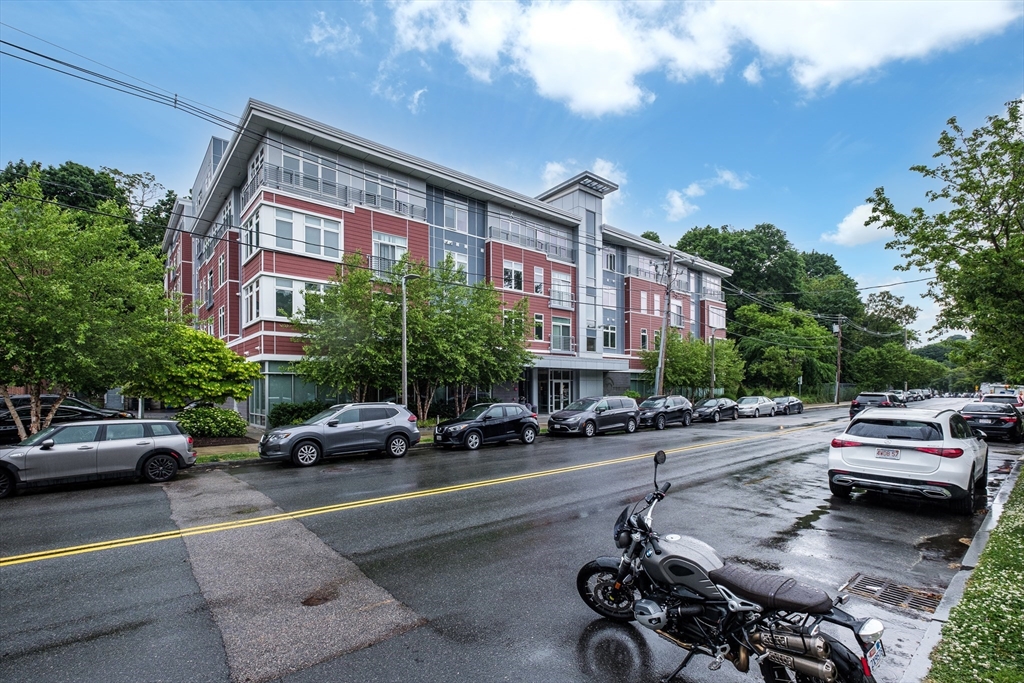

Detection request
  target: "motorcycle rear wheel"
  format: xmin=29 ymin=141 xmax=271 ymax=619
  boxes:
xmin=576 ymin=561 xmax=638 ymax=623
xmin=759 ymin=635 xmax=875 ymax=683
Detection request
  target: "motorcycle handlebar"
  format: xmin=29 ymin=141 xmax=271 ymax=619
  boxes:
xmin=650 ymin=537 xmax=664 ymax=555
xmin=660 ymin=481 xmax=671 ymax=494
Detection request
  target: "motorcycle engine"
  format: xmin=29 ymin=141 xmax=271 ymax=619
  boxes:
xmin=633 ymin=599 xmax=667 ymax=630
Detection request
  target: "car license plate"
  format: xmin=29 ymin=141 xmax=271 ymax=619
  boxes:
xmin=876 ymin=448 xmax=900 ymax=460
xmin=865 ymin=639 xmax=885 ymax=672
xmin=978 ymin=418 xmax=992 ymax=424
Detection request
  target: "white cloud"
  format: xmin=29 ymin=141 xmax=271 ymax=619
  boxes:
xmin=665 ymin=190 xmax=699 ymax=221
xmin=684 ymin=182 xmax=705 ymax=198
xmin=542 ymin=160 xmax=572 ymax=188
xmin=307 ymin=12 xmax=360 ymax=56
xmin=673 ymin=167 xmax=748 ymax=208
xmin=408 ymin=88 xmax=428 ymax=114
xmin=386 ymin=1 xmax=1021 ymax=116
xmin=822 ymin=203 xmax=892 ymax=246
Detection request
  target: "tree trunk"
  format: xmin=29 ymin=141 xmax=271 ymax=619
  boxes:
xmin=0 ymin=385 xmax=27 ymax=442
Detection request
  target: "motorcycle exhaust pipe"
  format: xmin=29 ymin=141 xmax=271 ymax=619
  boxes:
xmin=751 ymin=631 xmax=831 ymax=660
xmin=763 ymin=649 xmax=836 ymax=682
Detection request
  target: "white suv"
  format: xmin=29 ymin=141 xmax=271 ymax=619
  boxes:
xmin=828 ymin=408 xmax=988 ymax=514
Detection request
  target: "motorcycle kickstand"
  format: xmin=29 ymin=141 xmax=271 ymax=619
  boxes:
xmin=659 ymin=649 xmax=696 ymax=683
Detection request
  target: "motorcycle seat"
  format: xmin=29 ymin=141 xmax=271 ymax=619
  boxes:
xmin=708 ymin=563 xmax=833 ymax=614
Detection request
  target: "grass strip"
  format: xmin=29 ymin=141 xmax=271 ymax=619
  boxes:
xmin=927 ymin=471 xmax=1024 ymax=683
xmin=195 ymin=451 xmax=260 ymax=464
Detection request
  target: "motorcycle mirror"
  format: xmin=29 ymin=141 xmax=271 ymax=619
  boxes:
xmin=654 ymin=450 xmax=666 ymax=465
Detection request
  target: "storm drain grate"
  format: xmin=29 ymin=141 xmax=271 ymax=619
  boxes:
xmin=843 ymin=573 xmax=943 ymax=613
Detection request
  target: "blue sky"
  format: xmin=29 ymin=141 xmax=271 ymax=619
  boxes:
xmin=1 ymin=1 xmax=1021 ymax=339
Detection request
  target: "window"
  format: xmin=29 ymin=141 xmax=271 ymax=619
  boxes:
xmin=151 ymin=424 xmax=174 ymax=436
xmin=503 ymin=309 xmax=524 ymax=338
xmin=534 ymin=267 xmax=544 ymax=294
xmin=276 ymin=209 xmax=293 ymax=249
xmin=586 ymin=210 xmax=596 ymax=237
xmin=305 ymin=216 xmax=341 ymax=258
xmin=106 ymin=423 xmax=145 ymax=440
xmin=690 ymin=300 xmax=697 ymax=327
xmin=243 ymin=280 xmax=260 ymax=323
xmin=640 ymin=328 xmax=648 ymax=350
xmin=444 ymin=250 xmax=468 ymax=280
xmin=605 ymin=252 xmax=616 ymax=272
xmin=207 ymin=271 xmax=214 ymax=305
xmin=640 ymin=291 xmax=647 ymax=314
xmin=709 ymin=306 xmax=726 ymax=330
xmin=52 ymin=425 xmax=100 ymax=444
xmin=654 ymin=294 xmax=661 ymax=317
xmin=218 ymin=306 xmax=225 ymax=338
xmin=672 ymin=301 xmax=683 ymax=327
xmin=276 ymin=279 xmax=294 ymax=317
xmin=503 ymin=260 xmax=523 ymax=291
xmin=242 ymin=213 xmax=260 ymax=260
xmin=445 ymin=198 xmax=469 ymax=232
xmin=603 ymin=325 xmax=616 ymax=349
xmin=218 ymin=254 xmax=226 ymax=286
xmin=552 ymin=317 xmax=571 ymax=351
xmin=602 ymin=287 xmax=617 ymax=309
xmin=586 ymin=252 xmax=596 ymax=287
xmin=534 ymin=314 xmax=544 ymax=340
xmin=586 ymin=336 xmax=596 ymax=352
xmin=551 ymin=271 xmax=572 ymax=307
xmin=373 ymin=231 xmax=407 ymax=274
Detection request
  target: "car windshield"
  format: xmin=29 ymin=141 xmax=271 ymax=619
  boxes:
xmin=962 ymin=403 xmax=1011 ymax=413
xmin=737 ymin=397 xmax=759 ymax=405
xmin=694 ymin=399 xmax=718 ymax=408
xmin=303 ymin=409 xmax=340 ymax=425
xmin=18 ymin=426 xmax=59 ymax=446
xmin=773 ymin=397 xmax=789 ymax=403
xmin=983 ymin=396 xmax=1017 ymax=404
xmin=458 ymin=404 xmax=492 ymax=420
xmin=640 ymin=399 xmax=665 ymax=409
xmin=855 ymin=394 xmax=885 ymax=403
xmin=564 ymin=399 xmax=597 ymax=411
xmin=847 ymin=419 xmax=944 ymax=441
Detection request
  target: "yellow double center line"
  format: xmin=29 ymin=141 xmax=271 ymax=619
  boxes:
xmin=1 ymin=426 xmax=820 ymax=567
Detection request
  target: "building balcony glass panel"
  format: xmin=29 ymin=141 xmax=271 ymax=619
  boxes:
xmin=549 ymin=286 xmax=575 ymax=310
xmin=550 ymin=334 xmax=575 ymax=354
xmin=488 ymin=225 xmax=575 ymax=263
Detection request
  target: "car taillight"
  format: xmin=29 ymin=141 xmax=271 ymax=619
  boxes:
xmin=407 ymin=414 xmax=418 ymax=422
xmin=1001 ymin=417 xmax=1018 ymax=423
xmin=531 ymin=413 xmax=538 ymax=418
xmin=187 ymin=435 xmax=194 ymax=447
xmin=831 ymin=438 xmax=862 ymax=448
xmin=915 ymin=447 xmax=964 ymax=458
xmin=879 ymin=401 xmax=891 ymax=407
xmin=851 ymin=400 xmax=860 ymax=406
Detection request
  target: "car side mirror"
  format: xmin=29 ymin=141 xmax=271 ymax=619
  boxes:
xmin=327 ymin=420 xmax=338 ymax=427
xmin=41 ymin=439 xmax=54 ymax=450
xmin=595 ymin=407 xmax=605 ymax=414
xmin=973 ymin=428 xmax=987 ymax=439
xmin=482 ymin=415 xmax=493 ymax=420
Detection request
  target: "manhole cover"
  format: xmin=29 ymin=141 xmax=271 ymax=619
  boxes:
xmin=842 ymin=573 xmax=943 ymax=613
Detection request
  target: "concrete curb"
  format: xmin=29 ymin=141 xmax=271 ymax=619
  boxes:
xmin=193 ymin=438 xmax=439 ymax=468
xmin=898 ymin=455 xmax=1023 ymax=683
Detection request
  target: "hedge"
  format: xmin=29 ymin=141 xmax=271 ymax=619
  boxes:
xmin=175 ymin=406 xmax=248 ymax=438
xmin=267 ymin=400 xmax=332 ymax=429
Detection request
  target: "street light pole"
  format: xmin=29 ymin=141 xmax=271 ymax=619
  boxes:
xmin=709 ymin=329 xmax=717 ymax=400
xmin=401 ymin=273 xmax=421 ymax=410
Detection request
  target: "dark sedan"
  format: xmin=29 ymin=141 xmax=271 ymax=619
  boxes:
xmin=959 ymin=402 xmax=1022 ymax=443
xmin=434 ymin=402 xmax=538 ymax=450
xmin=773 ymin=396 xmax=804 ymax=415
xmin=691 ymin=398 xmax=739 ymax=423
xmin=849 ymin=392 xmax=906 ymax=419
xmin=637 ymin=395 xmax=693 ymax=430
xmin=0 ymin=402 xmax=130 ymax=445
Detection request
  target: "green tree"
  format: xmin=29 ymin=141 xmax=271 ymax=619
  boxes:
xmin=730 ymin=304 xmax=836 ymax=390
xmin=0 ymin=159 xmax=127 ymax=212
xmin=847 ymin=291 xmax=920 ymax=350
xmin=800 ymin=273 xmax=864 ymax=322
xmin=867 ymin=98 xmax=1024 ymax=381
xmin=638 ymin=333 xmax=744 ymax=397
xmin=640 ymin=230 xmax=662 ymax=243
xmin=122 ymin=325 xmax=261 ymax=407
xmin=104 ymin=168 xmax=176 ymax=250
xmin=0 ymin=177 xmax=169 ymax=439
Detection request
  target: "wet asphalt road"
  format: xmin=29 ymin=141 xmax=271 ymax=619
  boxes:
xmin=1 ymin=399 xmax=1019 ymax=683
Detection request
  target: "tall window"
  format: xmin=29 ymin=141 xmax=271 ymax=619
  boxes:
xmin=552 ymin=317 xmax=571 ymax=351
xmin=445 ymin=198 xmax=470 ymax=232
xmin=602 ymin=287 xmax=617 ymax=309
xmin=372 ymin=231 xmax=407 ymax=274
xmin=533 ymin=267 xmax=544 ymax=294
xmin=218 ymin=254 xmax=226 ymax=286
xmin=690 ymin=300 xmax=697 ymax=327
xmin=242 ymin=214 xmax=260 ymax=260
xmin=217 ymin=306 xmax=225 ymax=338
xmin=275 ymin=209 xmax=293 ymax=249
xmin=243 ymin=280 xmax=260 ymax=323
xmin=654 ymin=294 xmax=661 ymax=317
xmin=305 ymin=216 xmax=341 ymax=258
xmin=534 ymin=313 xmax=544 ymax=340
xmin=605 ymin=252 xmax=616 ymax=272
xmin=603 ymin=325 xmax=616 ymax=349
xmin=503 ymin=260 xmax=523 ymax=291
xmin=207 ymin=271 xmax=214 ymax=306
xmin=640 ymin=290 xmax=647 ymax=314
xmin=640 ymin=328 xmax=648 ymax=350
xmin=551 ymin=271 xmax=572 ymax=307
xmin=276 ymin=278 xmax=294 ymax=317
xmin=709 ymin=306 xmax=725 ymax=329
xmin=672 ymin=301 xmax=683 ymax=327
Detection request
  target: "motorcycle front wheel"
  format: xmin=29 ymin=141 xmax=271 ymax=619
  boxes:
xmin=759 ymin=635 xmax=875 ymax=683
xmin=576 ymin=561 xmax=638 ymax=623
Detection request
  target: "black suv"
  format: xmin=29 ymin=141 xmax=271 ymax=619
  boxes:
xmin=547 ymin=396 xmax=640 ymax=437
xmin=434 ymin=402 xmax=539 ymax=450
xmin=638 ymin=395 xmax=693 ymax=430
xmin=849 ymin=392 xmax=906 ymax=419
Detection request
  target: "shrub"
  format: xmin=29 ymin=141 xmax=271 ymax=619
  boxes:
xmin=267 ymin=400 xmax=332 ymax=429
xmin=175 ymin=406 xmax=248 ymax=438
xmin=624 ymin=390 xmax=641 ymax=400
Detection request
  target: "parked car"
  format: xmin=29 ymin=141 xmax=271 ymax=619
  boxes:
xmin=547 ymin=396 xmax=639 ymax=437
xmin=0 ymin=419 xmax=195 ymax=499
xmin=736 ymin=396 xmax=776 ymax=418
xmin=958 ymin=402 xmax=1023 ymax=443
xmin=773 ymin=396 xmax=804 ymax=415
xmin=849 ymin=392 xmax=906 ymax=419
xmin=691 ymin=397 xmax=739 ymax=423
xmin=828 ymin=407 xmax=989 ymax=514
xmin=434 ymin=402 xmax=539 ymax=450
xmin=637 ymin=395 xmax=693 ymax=430
xmin=0 ymin=402 xmax=131 ymax=446
xmin=258 ymin=403 xmax=420 ymax=465
xmin=980 ymin=394 xmax=1024 ymax=408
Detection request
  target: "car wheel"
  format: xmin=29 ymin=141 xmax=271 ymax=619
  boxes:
xmin=142 ymin=453 xmax=179 ymax=482
xmin=799 ymin=405 xmax=804 ymax=414
xmin=951 ymin=467 xmax=978 ymax=516
xmin=770 ymin=408 xmax=776 ymax=417
xmin=465 ymin=430 xmax=482 ymax=450
xmin=520 ymin=425 xmax=537 ymax=444
xmin=681 ymin=411 xmax=692 ymax=427
xmin=732 ymin=409 xmax=739 ymax=420
xmin=829 ymin=480 xmax=852 ymax=498
xmin=584 ymin=421 xmax=597 ymax=437
xmin=783 ymin=406 xmax=790 ymax=415
xmin=625 ymin=419 xmax=637 ymax=434
xmin=754 ymin=409 xmax=759 ymax=418
xmin=655 ymin=414 xmax=666 ymax=430
xmin=387 ymin=434 xmax=409 ymax=458
xmin=0 ymin=469 xmax=13 ymax=499
xmin=292 ymin=440 xmax=322 ymax=467
xmin=712 ymin=411 xmax=720 ymax=424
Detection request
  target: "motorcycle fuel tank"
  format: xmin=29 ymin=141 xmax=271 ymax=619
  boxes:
xmin=641 ymin=534 xmax=725 ymax=599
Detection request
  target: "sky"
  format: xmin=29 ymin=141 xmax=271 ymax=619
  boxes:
xmin=1 ymin=1 xmax=1021 ymax=341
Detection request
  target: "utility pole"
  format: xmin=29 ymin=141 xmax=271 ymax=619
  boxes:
xmin=833 ymin=316 xmax=843 ymax=404
xmin=654 ymin=254 xmax=675 ymax=396
xmin=903 ymin=327 xmax=908 ymax=395
xmin=709 ymin=332 xmax=716 ymax=400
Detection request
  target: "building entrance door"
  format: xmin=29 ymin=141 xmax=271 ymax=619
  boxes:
xmin=550 ymin=379 xmax=571 ymax=413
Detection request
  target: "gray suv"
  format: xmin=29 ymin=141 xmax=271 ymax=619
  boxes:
xmin=0 ymin=419 xmax=196 ymax=499
xmin=259 ymin=403 xmax=421 ymax=466
xmin=547 ymin=396 xmax=640 ymax=437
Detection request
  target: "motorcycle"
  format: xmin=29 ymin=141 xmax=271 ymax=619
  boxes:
xmin=576 ymin=450 xmax=885 ymax=683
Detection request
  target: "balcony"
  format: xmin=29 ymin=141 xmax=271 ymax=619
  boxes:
xmin=369 ymin=255 xmax=400 ymax=278
xmin=241 ymin=164 xmax=427 ymax=221
xmin=488 ymin=225 xmax=576 ymax=263
xmin=548 ymin=286 xmax=575 ymax=310
xmin=702 ymin=288 xmax=725 ymax=302
xmin=550 ymin=334 xmax=576 ymax=354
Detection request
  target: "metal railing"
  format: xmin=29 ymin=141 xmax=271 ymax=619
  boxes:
xmin=549 ymin=286 xmax=575 ymax=310
xmin=488 ymin=225 xmax=576 ymax=263
xmin=369 ymin=255 xmax=399 ymax=277
xmin=550 ymin=334 xmax=575 ymax=353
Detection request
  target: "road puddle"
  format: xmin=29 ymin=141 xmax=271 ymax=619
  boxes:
xmin=915 ymin=533 xmax=971 ymax=564
xmin=759 ymin=503 xmax=832 ymax=550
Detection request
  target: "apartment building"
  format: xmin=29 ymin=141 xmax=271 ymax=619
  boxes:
xmin=163 ymin=100 xmax=730 ymax=425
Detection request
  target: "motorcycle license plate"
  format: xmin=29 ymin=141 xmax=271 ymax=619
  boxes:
xmin=875 ymin=448 xmax=900 ymax=460
xmin=865 ymin=639 xmax=885 ymax=672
